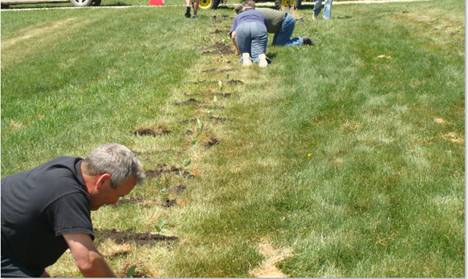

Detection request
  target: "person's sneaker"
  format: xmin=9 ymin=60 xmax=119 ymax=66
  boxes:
xmin=185 ymin=7 xmax=191 ymax=18
xmin=258 ymin=54 xmax=268 ymax=68
xmin=242 ymin=53 xmax=252 ymax=66
xmin=192 ymin=14 xmax=198 ymax=19
xmin=302 ymin=37 xmax=314 ymax=46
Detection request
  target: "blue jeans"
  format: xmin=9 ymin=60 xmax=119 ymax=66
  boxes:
xmin=235 ymin=21 xmax=268 ymax=62
xmin=272 ymin=14 xmax=303 ymax=47
xmin=313 ymin=0 xmax=333 ymax=19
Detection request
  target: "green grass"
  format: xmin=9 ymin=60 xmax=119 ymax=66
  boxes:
xmin=1 ymin=0 xmax=464 ymax=277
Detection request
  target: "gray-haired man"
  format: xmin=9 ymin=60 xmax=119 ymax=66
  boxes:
xmin=1 ymin=143 xmax=145 ymax=277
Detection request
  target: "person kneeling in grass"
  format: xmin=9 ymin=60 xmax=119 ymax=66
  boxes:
xmin=1 ymin=143 xmax=145 ymax=277
xmin=230 ymin=0 xmax=269 ymax=67
xmin=254 ymin=7 xmax=314 ymax=47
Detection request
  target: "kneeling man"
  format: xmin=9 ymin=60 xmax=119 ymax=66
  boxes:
xmin=1 ymin=143 xmax=145 ymax=277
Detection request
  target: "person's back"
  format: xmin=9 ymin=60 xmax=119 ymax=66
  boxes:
xmin=256 ymin=8 xmax=285 ymax=34
xmin=230 ymin=8 xmax=266 ymax=34
xmin=1 ymin=157 xmax=91 ymax=277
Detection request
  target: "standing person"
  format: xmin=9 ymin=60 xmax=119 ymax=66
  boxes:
xmin=254 ymin=7 xmax=313 ymax=47
xmin=313 ymin=0 xmax=333 ymax=20
xmin=1 ymin=143 xmax=145 ymax=277
xmin=184 ymin=0 xmax=200 ymax=18
xmin=230 ymin=0 xmax=268 ymax=67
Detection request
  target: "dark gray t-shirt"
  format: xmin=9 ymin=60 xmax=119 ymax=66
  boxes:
xmin=257 ymin=8 xmax=286 ymax=33
xmin=1 ymin=157 xmax=93 ymax=277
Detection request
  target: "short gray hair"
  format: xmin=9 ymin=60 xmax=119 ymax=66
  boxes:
xmin=235 ymin=0 xmax=255 ymax=13
xmin=83 ymin=143 xmax=145 ymax=187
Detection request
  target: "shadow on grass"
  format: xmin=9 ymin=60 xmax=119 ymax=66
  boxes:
xmin=266 ymin=51 xmax=277 ymax=64
xmin=336 ymin=15 xmax=353 ymax=19
xmin=104 ymin=1 xmax=131 ymax=6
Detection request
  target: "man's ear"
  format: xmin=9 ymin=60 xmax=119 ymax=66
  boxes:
xmin=96 ymin=173 xmax=112 ymax=190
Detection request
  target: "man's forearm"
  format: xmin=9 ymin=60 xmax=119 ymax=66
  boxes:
xmin=79 ymin=250 xmax=116 ymax=277
xmin=64 ymin=233 xmax=117 ymax=277
xmin=231 ymin=35 xmax=240 ymax=55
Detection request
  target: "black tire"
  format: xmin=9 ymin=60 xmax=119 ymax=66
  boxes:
xmin=70 ymin=0 xmax=93 ymax=7
xmin=211 ymin=0 xmax=220 ymax=9
xmin=295 ymin=0 xmax=302 ymax=9
xmin=92 ymin=0 xmax=101 ymax=6
xmin=274 ymin=0 xmax=281 ymax=9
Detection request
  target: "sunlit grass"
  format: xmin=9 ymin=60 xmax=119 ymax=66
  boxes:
xmin=2 ymin=0 xmax=464 ymax=277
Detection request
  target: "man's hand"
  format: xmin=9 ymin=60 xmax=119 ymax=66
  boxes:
xmin=64 ymin=233 xmax=116 ymax=277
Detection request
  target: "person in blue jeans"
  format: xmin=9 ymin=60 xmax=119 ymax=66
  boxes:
xmin=230 ymin=0 xmax=269 ymax=67
xmin=255 ymin=7 xmax=313 ymax=47
xmin=313 ymin=0 xmax=333 ymax=20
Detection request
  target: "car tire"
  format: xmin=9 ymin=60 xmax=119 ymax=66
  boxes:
xmin=199 ymin=0 xmax=220 ymax=9
xmin=92 ymin=0 xmax=101 ymax=6
xmin=295 ymin=0 xmax=302 ymax=9
xmin=70 ymin=0 xmax=93 ymax=7
xmin=211 ymin=0 xmax=220 ymax=9
xmin=274 ymin=0 xmax=281 ymax=9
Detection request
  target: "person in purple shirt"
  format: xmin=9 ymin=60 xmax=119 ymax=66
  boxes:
xmin=229 ymin=0 xmax=269 ymax=67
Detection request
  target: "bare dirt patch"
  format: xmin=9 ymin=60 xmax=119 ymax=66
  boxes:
xmin=186 ymin=80 xmax=218 ymax=85
xmin=249 ymin=241 xmax=293 ymax=278
xmin=169 ymin=184 xmax=188 ymax=194
xmin=443 ymin=132 xmax=464 ymax=144
xmin=116 ymin=194 xmax=186 ymax=208
xmin=133 ymin=126 xmax=170 ymax=136
xmin=211 ymin=92 xmax=232 ymax=98
xmin=95 ymin=228 xmax=178 ymax=245
xmin=146 ymin=164 xmax=195 ymax=178
xmin=209 ymin=115 xmax=229 ymax=123
xmin=180 ymin=118 xmax=198 ymax=125
xmin=203 ymin=136 xmax=220 ymax=148
xmin=225 ymin=79 xmax=244 ymax=85
xmin=434 ymin=117 xmax=445 ymax=124
xmin=174 ymin=98 xmax=201 ymax=106
xmin=202 ymin=42 xmax=233 ymax=55
xmin=161 ymin=198 xmax=177 ymax=208
xmin=211 ymin=14 xmax=231 ymax=22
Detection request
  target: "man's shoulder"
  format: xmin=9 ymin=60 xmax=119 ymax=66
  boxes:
xmin=257 ymin=8 xmax=282 ymax=16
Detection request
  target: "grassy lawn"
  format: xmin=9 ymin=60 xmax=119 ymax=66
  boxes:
xmin=1 ymin=0 xmax=464 ymax=277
